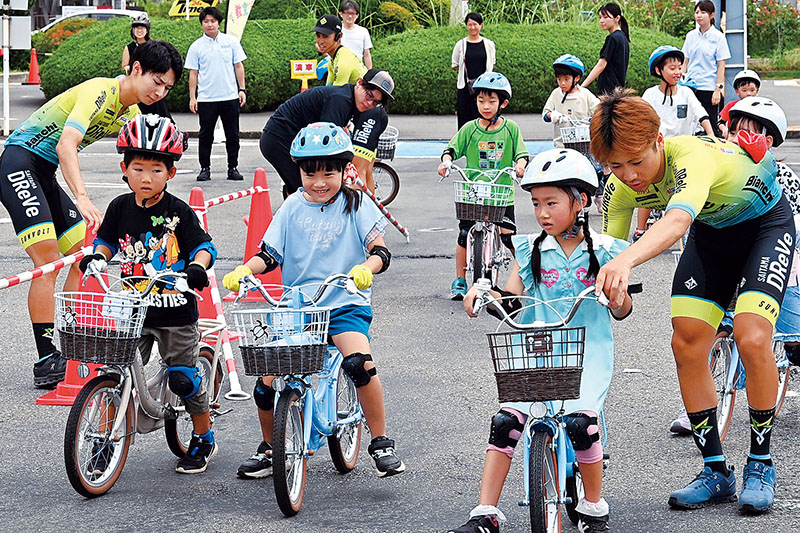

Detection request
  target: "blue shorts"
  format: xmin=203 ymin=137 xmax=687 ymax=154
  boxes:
xmin=328 ymin=304 xmax=373 ymax=339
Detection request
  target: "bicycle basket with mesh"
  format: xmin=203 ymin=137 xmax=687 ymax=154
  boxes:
xmin=453 ymin=179 xmax=514 ymax=223
xmin=233 ymin=307 xmax=331 ymax=376
xmin=376 ymin=125 xmax=399 ymax=160
xmin=560 ymin=124 xmax=591 ymax=154
xmin=487 ymin=326 xmax=585 ymax=402
xmin=55 ymin=291 xmax=148 ymax=365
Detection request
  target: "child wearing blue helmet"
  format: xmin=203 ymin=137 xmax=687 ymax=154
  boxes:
xmin=543 ymin=54 xmax=600 ymax=147
xmin=223 ymin=122 xmax=405 ymax=480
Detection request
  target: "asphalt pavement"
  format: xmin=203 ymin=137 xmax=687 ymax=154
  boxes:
xmin=0 ymin=83 xmax=799 ymax=532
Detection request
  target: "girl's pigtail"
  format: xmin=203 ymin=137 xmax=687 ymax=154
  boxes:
xmin=581 ymin=213 xmax=601 ymax=280
xmin=530 ymin=230 xmax=549 ymax=285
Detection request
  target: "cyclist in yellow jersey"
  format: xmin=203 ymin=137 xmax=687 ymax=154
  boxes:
xmin=314 ymin=15 xmax=366 ymax=86
xmin=0 ymin=40 xmax=183 ymax=388
xmin=591 ymin=88 xmax=790 ymax=514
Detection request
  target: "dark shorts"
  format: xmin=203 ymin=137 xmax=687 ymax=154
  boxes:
xmin=328 ymin=304 xmax=373 ymax=339
xmin=458 ymin=204 xmax=517 ymax=233
xmin=671 ymin=195 xmax=795 ymax=327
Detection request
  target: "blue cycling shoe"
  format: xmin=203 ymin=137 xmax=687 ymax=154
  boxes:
xmin=738 ymin=460 xmax=775 ymax=514
xmin=668 ymin=466 xmax=737 ymax=509
xmin=450 ymin=277 xmax=467 ymax=301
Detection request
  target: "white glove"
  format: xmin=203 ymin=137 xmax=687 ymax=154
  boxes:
xmin=88 ymin=258 xmax=107 ymax=273
xmin=549 ymin=111 xmax=564 ymax=123
xmin=556 ymin=113 xmax=572 ymax=125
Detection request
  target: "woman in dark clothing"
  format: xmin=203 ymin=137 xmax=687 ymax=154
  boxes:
xmin=121 ymin=13 xmax=172 ymax=120
xmin=582 ymin=3 xmax=630 ymax=95
xmin=451 ymin=12 xmax=496 ymax=128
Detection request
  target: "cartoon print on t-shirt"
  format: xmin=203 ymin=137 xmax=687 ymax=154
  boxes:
xmin=477 ymin=140 xmax=505 ymax=170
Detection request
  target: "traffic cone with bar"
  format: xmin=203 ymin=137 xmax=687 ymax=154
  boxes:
xmin=37 ymin=230 xmax=104 ymax=406
xmin=223 ymin=167 xmax=281 ymax=302
xmin=24 ymin=49 xmax=40 ymax=85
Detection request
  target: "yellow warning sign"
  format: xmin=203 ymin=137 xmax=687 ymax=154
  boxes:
xmin=169 ymin=0 xmax=220 ymax=18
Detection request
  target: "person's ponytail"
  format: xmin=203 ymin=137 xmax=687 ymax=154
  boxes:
xmin=619 ymin=15 xmax=630 ymax=42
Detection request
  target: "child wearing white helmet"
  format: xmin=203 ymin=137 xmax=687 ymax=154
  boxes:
xmin=449 ymin=149 xmax=634 ymax=533
xmin=543 ymin=54 xmax=600 ymax=147
xmin=718 ymin=69 xmax=762 ymax=137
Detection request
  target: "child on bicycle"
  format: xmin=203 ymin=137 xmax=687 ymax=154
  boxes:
xmin=634 ymin=45 xmax=715 ymax=242
xmin=718 ymin=69 xmax=761 ymax=138
xmin=437 ymin=72 xmax=528 ymax=300
xmin=78 ymin=114 xmax=218 ymax=474
xmin=542 ymin=54 xmax=600 ymax=148
xmin=450 ymin=149 xmax=633 ymax=533
xmin=222 ymin=122 xmax=405 ymax=479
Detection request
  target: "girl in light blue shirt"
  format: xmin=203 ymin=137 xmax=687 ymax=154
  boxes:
xmin=451 ymin=149 xmax=633 ymax=533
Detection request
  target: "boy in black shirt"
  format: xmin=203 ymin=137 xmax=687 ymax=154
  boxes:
xmin=79 ymin=115 xmax=219 ymax=474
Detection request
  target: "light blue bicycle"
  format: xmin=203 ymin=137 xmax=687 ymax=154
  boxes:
xmin=232 ymin=273 xmax=364 ymax=517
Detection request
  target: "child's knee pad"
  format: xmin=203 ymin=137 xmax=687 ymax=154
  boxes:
xmin=342 ymin=352 xmax=377 ymax=387
xmin=167 ymin=365 xmax=202 ymax=399
xmin=500 ymin=233 xmax=515 ymax=252
xmin=564 ymin=412 xmax=599 ymax=451
xmin=487 ymin=409 xmax=525 ymax=458
xmin=457 ymin=228 xmax=469 ymax=248
xmin=253 ymin=378 xmax=275 ymax=411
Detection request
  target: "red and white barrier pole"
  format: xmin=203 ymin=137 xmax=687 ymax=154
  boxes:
xmin=0 ymin=246 xmax=91 ymax=290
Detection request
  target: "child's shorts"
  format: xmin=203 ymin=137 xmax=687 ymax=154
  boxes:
xmin=458 ymin=205 xmax=516 ymax=233
xmin=328 ymin=304 xmax=373 ymax=339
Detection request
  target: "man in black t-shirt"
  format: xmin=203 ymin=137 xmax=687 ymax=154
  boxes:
xmin=260 ymin=68 xmax=395 ymax=195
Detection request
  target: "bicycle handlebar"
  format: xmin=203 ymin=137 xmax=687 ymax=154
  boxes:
xmin=83 ymin=262 xmax=191 ymax=297
xmin=234 ymin=273 xmax=367 ymax=306
xmin=439 ymin=162 xmax=518 ymax=184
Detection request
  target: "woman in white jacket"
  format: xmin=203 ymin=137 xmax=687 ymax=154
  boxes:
xmin=451 ymin=12 xmax=496 ymax=128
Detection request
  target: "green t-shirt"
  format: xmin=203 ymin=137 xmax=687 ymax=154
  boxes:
xmin=446 ymin=117 xmax=528 ymax=203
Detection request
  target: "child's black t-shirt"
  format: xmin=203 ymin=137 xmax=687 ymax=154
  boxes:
xmin=95 ymin=192 xmax=213 ymax=327
xmin=598 ymin=29 xmax=629 ymax=95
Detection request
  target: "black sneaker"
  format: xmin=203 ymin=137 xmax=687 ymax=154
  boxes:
xmin=196 ymin=167 xmax=211 ymax=182
xmin=33 ymin=350 xmax=67 ymax=389
xmin=87 ymin=439 xmax=115 ymax=478
xmin=448 ymin=515 xmax=500 ymax=533
xmin=236 ymin=441 xmax=272 ymax=479
xmin=367 ymin=436 xmax=405 ymax=478
xmin=227 ymin=167 xmax=244 ymax=181
xmin=577 ymin=514 xmax=609 ymax=532
xmin=176 ymin=433 xmax=217 ymax=474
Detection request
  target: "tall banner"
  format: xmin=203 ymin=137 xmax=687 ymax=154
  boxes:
xmin=226 ymin=0 xmax=256 ymax=42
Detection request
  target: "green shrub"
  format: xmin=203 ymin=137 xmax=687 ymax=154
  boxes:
xmin=374 ymin=23 xmax=682 ymax=113
xmin=31 ymin=17 xmax=99 ymax=63
xmin=378 ymin=1 xmax=421 ymax=32
xmin=748 ymin=0 xmax=800 ymax=57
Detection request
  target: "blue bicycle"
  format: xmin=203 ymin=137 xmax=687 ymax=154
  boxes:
xmin=232 ymin=274 xmax=364 ymax=516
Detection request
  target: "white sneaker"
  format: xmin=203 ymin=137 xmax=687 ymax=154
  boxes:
xmin=669 ymin=409 xmax=692 ymax=435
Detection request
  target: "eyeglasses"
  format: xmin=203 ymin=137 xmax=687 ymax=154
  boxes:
xmin=341 ymin=10 xmax=358 ymax=16
xmin=363 ymin=88 xmax=383 ymax=107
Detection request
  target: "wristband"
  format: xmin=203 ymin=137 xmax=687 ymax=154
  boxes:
xmin=238 ymin=88 xmax=247 ymax=93
xmin=189 ymin=260 xmax=206 ymax=270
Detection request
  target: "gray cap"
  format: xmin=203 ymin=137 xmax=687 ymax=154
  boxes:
xmin=362 ymin=69 xmax=395 ymax=101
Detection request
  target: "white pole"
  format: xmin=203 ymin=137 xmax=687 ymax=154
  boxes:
xmin=3 ymin=3 xmax=9 ymax=136
xmin=185 ymin=0 xmax=189 ymax=21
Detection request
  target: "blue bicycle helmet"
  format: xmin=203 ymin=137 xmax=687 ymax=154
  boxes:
xmin=472 ymin=72 xmax=512 ymax=100
xmin=678 ymin=76 xmax=698 ymax=90
xmin=553 ymin=54 xmax=585 ymax=77
xmin=648 ymin=45 xmax=685 ymax=77
xmin=289 ymin=122 xmax=354 ymax=162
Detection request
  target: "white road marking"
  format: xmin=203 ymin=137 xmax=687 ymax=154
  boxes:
xmin=773 ymin=80 xmax=799 ymax=86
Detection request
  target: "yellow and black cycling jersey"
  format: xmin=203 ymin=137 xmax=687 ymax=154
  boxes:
xmin=602 ymin=135 xmax=781 ymax=240
xmin=326 ymin=46 xmax=366 ymax=87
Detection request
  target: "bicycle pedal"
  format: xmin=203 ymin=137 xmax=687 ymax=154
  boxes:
xmin=212 ymin=407 xmax=233 ymax=417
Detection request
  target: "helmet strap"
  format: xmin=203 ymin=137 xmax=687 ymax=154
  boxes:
xmin=560 ymin=187 xmax=585 ymax=240
xmin=141 ymin=183 xmax=167 ymax=208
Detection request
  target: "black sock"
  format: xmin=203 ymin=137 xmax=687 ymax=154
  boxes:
xmin=748 ymin=407 xmax=775 ymax=466
xmin=687 ymin=407 xmax=728 ymax=474
xmin=32 ymin=322 xmax=56 ymax=359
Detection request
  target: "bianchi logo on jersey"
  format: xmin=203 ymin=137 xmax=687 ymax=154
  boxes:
xmin=684 ymin=277 xmax=698 ymax=290
xmin=69 ymin=209 xmax=77 ymax=219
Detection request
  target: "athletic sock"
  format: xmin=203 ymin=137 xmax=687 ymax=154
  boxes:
xmin=748 ymin=406 xmax=775 ymax=466
xmin=687 ymin=407 xmax=729 ymax=474
xmin=32 ymin=322 xmax=57 ymax=359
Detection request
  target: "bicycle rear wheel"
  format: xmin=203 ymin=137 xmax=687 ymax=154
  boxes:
xmin=528 ymin=430 xmax=561 ymax=533
xmin=773 ymin=339 xmax=791 ymax=416
xmin=709 ymin=337 xmax=736 ymax=442
xmin=64 ymin=374 xmax=134 ymax=498
xmin=470 ymin=230 xmax=485 ymax=283
xmin=564 ymin=468 xmax=584 ymax=525
xmin=165 ymin=347 xmax=224 ymax=457
xmin=328 ymin=368 xmax=362 ymax=473
xmin=273 ymin=388 xmax=307 ymax=517
xmin=373 ymin=161 xmax=400 ymax=206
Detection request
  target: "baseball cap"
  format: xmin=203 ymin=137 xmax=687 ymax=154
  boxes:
xmin=314 ymin=14 xmax=342 ymax=35
xmin=362 ymin=69 xmax=396 ymax=101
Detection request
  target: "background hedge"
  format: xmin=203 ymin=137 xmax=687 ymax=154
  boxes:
xmin=40 ymin=17 xmax=681 ymax=114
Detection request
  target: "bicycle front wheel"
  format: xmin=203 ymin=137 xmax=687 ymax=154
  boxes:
xmin=273 ymin=388 xmax=307 ymax=517
xmin=773 ymin=339 xmax=791 ymax=416
xmin=64 ymin=374 xmax=134 ymax=498
xmin=373 ymin=161 xmax=400 ymax=206
xmin=328 ymin=369 xmax=362 ymax=473
xmin=528 ymin=430 xmax=561 ymax=533
xmin=165 ymin=346 xmax=223 ymax=457
xmin=470 ymin=230 xmax=485 ymax=283
xmin=709 ymin=337 xmax=736 ymax=442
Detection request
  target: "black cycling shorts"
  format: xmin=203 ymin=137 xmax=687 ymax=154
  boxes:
xmin=0 ymin=145 xmax=84 ymax=253
xmin=671 ymin=194 xmax=795 ymax=327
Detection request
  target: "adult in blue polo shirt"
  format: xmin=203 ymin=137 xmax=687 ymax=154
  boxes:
xmin=186 ymin=6 xmax=247 ymax=182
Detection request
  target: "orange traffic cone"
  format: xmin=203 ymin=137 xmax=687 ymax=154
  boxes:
xmin=37 ymin=231 xmax=104 ymax=406
xmin=24 ymin=49 xmax=40 ymax=85
xmin=223 ymin=167 xmax=281 ymax=301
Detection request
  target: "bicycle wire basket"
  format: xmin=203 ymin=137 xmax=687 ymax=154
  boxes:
xmin=454 ymin=179 xmax=514 ymax=223
xmin=233 ymin=307 xmax=331 ymax=376
xmin=55 ymin=291 xmax=148 ymax=365
xmin=376 ymin=125 xmax=399 ymax=161
xmin=487 ymin=326 xmax=585 ymax=402
xmin=560 ymin=124 xmax=591 ymax=154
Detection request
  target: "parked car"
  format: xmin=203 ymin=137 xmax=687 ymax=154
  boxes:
xmin=33 ymin=9 xmax=141 ymax=35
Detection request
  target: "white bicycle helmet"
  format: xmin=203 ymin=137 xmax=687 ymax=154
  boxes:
xmin=521 ymin=149 xmax=598 ymax=196
xmin=733 ymin=69 xmax=761 ymax=90
xmin=729 ymin=96 xmax=787 ymax=147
